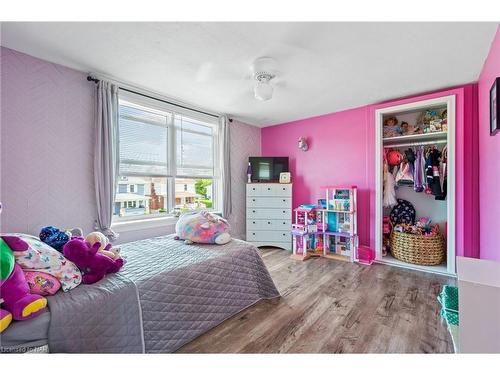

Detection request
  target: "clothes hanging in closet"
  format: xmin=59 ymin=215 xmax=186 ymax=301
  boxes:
xmin=426 ymin=147 xmax=444 ymax=197
xmin=414 ymin=146 xmax=425 ymax=192
xmin=383 ymin=149 xmax=397 ymax=208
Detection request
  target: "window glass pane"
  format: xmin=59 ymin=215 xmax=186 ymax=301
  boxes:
xmin=173 ymin=178 xmax=213 ymax=214
xmin=175 ymin=115 xmax=214 ymax=177
xmin=119 ymin=103 xmax=170 ymax=176
xmin=114 ymin=176 xmax=168 ymax=218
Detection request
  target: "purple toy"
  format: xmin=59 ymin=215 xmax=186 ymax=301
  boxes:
xmin=1 ymin=235 xmax=48 ymax=333
xmin=63 ymin=237 xmax=124 ymax=284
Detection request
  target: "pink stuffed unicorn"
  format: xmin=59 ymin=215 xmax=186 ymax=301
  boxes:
xmin=175 ymin=211 xmax=231 ymax=245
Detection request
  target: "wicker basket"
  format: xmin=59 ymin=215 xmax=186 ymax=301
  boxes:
xmin=390 ymin=231 xmax=445 ymax=266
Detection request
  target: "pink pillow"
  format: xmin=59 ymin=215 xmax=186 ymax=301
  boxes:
xmin=24 ymin=271 xmax=61 ymax=296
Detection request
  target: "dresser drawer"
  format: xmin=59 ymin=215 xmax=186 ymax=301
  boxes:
xmin=247 ymin=197 xmax=292 ymax=208
xmin=247 ymin=208 xmax=292 ymax=219
xmin=247 ymin=219 xmax=291 ymax=230
xmin=246 ymin=230 xmax=291 ymax=242
xmin=247 ymin=184 xmax=264 ymax=196
xmin=273 ymin=184 xmax=292 ymax=197
xmin=246 ymin=183 xmax=292 ymax=197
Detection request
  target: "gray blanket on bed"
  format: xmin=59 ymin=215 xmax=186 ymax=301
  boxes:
xmin=47 ymin=235 xmax=280 ymax=353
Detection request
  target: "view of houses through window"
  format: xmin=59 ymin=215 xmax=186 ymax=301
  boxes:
xmin=114 ymin=177 xmax=214 ymax=218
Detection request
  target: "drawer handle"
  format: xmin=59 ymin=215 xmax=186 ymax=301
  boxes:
xmin=253 ymin=221 xmax=256 ymax=224
xmin=283 ymin=188 xmax=286 ymax=190
xmin=252 ymin=233 xmax=255 ymax=235
xmin=252 ymin=199 xmax=255 ymax=202
xmin=267 ymin=188 xmax=271 ymax=190
xmin=252 ymin=188 xmax=256 ymax=190
xmin=283 ymin=210 xmax=285 ymax=213
xmin=268 ymin=222 xmax=271 ymax=224
xmin=252 ymin=210 xmax=256 ymax=213
xmin=282 ymin=199 xmax=286 ymax=202
xmin=283 ymin=222 xmax=286 ymax=225
xmin=282 ymin=233 xmax=286 ymax=236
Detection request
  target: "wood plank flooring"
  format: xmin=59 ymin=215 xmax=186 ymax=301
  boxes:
xmin=177 ymin=248 xmax=455 ymax=353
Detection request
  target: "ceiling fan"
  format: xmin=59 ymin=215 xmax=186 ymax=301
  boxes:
xmin=250 ymin=57 xmax=277 ymax=101
xmin=195 ymin=56 xmax=279 ymax=102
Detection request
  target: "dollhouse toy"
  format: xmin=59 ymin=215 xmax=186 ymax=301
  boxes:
xmin=291 ymin=186 xmax=358 ymax=262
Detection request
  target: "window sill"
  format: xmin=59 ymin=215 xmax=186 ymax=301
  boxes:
xmin=112 ymin=215 xmax=178 ymax=233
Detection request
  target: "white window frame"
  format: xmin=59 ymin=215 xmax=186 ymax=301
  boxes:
xmin=112 ymin=90 xmax=222 ymax=226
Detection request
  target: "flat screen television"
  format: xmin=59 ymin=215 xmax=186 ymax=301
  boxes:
xmin=249 ymin=157 xmax=289 ymax=182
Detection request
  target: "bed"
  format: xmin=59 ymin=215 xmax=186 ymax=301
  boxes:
xmin=0 ymin=235 xmax=280 ymax=353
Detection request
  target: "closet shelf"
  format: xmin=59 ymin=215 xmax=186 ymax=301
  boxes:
xmin=383 ymin=131 xmax=447 ymax=145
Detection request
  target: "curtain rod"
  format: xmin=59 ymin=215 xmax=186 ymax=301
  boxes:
xmin=86 ymin=75 xmax=232 ymax=121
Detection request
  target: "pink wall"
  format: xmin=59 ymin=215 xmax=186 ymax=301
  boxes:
xmin=262 ymin=85 xmax=479 ymax=258
xmin=478 ymin=26 xmax=500 ymax=261
xmin=261 ymin=107 xmax=372 ymax=248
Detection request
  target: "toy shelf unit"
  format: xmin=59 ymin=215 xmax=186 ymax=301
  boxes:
xmin=291 ymin=186 xmax=358 ymax=262
xmin=375 ymin=95 xmax=455 ymax=275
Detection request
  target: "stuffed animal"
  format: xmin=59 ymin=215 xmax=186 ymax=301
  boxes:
xmin=63 ymin=237 xmax=124 ymax=284
xmin=175 ymin=211 xmax=231 ymax=245
xmin=85 ymin=232 xmax=121 ymax=260
xmin=39 ymin=226 xmax=71 ymax=252
xmin=39 ymin=226 xmax=85 ymax=253
xmin=0 ymin=236 xmax=47 ymax=333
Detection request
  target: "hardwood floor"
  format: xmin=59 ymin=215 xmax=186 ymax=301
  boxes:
xmin=177 ymin=248 xmax=455 ymax=353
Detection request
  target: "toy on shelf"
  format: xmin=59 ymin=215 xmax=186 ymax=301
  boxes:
xmin=291 ymin=186 xmax=359 ymax=263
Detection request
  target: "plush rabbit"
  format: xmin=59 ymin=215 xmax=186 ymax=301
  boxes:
xmin=175 ymin=211 xmax=231 ymax=245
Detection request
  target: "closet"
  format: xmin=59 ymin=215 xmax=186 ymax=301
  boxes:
xmin=375 ymin=95 xmax=455 ymax=275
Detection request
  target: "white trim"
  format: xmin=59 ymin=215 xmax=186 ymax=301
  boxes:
xmin=112 ymin=215 xmax=178 ymax=233
xmin=457 ymin=256 xmax=500 ymax=288
xmin=375 ymin=95 xmax=456 ymax=276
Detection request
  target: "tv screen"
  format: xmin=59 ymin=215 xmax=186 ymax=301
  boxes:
xmin=249 ymin=157 xmax=289 ymax=182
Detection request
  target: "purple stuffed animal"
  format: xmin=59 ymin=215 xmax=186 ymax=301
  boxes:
xmin=63 ymin=237 xmax=124 ymax=284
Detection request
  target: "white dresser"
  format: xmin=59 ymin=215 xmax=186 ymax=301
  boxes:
xmin=246 ymin=183 xmax=292 ymax=250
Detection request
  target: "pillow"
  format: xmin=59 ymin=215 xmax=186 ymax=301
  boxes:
xmin=11 ymin=233 xmax=82 ymax=292
xmin=24 ymin=271 xmax=61 ymax=296
xmin=390 ymin=199 xmax=416 ymax=225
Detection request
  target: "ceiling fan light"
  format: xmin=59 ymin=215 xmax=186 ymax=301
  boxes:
xmin=254 ymin=81 xmax=273 ymax=101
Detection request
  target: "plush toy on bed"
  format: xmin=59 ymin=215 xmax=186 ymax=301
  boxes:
xmin=63 ymin=237 xmax=124 ymax=284
xmin=85 ymin=232 xmax=121 ymax=260
xmin=0 ymin=236 xmax=48 ymax=333
xmin=175 ymin=211 xmax=231 ymax=245
xmin=39 ymin=226 xmax=83 ymax=252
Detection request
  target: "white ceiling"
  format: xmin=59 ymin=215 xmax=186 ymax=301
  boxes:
xmin=1 ymin=22 xmax=498 ymax=127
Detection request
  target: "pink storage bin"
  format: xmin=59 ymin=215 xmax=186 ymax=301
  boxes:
xmin=357 ymin=246 xmax=375 ymax=265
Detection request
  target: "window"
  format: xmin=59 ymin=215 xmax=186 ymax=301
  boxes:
xmin=113 ymin=91 xmax=221 ymax=222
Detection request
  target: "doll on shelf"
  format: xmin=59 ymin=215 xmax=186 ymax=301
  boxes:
xmin=400 ymin=121 xmax=421 ymax=136
xmin=383 ymin=116 xmax=402 ymax=138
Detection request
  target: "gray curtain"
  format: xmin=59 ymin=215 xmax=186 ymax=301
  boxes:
xmin=220 ymin=115 xmax=231 ymax=219
xmin=93 ymin=80 xmax=119 ymax=241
